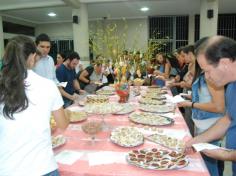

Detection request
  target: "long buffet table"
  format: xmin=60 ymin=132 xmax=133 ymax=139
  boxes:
xmin=53 ymin=86 xmax=210 ymax=176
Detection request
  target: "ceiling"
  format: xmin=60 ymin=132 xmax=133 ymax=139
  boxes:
xmin=0 ymin=0 xmax=236 ymax=24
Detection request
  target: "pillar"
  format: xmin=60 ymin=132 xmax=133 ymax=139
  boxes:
xmin=200 ymin=0 xmax=219 ymax=38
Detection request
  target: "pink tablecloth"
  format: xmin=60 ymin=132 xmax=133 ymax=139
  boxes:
xmin=54 ymin=87 xmax=210 ymax=176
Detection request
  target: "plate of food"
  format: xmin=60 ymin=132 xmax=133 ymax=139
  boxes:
xmin=129 ymin=112 xmax=174 ymax=126
xmin=126 ymin=148 xmax=189 ymax=170
xmin=138 ymin=97 xmax=166 ymax=105
xmin=85 ymin=103 xmax=123 ymax=115
xmin=141 ymin=93 xmax=166 ymax=100
xmin=96 ymin=89 xmax=115 ymax=95
xmin=65 ymin=110 xmax=87 ymax=123
xmin=139 ymin=104 xmax=175 ymax=113
xmin=146 ymin=134 xmax=185 ymax=151
xmin=113 ymin=103 xmax=135 ymax=115
xmin=110 ymin=126 xmax=144 ymax=147
xmin=52 ymin=135 xmax=66 ymax=149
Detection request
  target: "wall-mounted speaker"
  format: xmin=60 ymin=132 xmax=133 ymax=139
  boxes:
xmin=73 ymin=15 xmax=79 ymax=24
xmin=207 ymin=9 xmax=214 ymax=19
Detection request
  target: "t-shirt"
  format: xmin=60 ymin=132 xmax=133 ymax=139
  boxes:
xmin=225 ymin=81 xmax=236 ymax=174
xmin=56 ymin=64 xmax=76 ymax=101
xmin=0 ymin=70 xmax=63 ymax=176
xmin=77 ymin=66 xmax=94 ymax=89
xmin=225 ymin=81 xmax=236 ymax=149
xmin=33 ymin=55 xmax=58 ymax=84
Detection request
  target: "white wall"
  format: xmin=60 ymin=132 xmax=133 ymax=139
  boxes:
xmin=35 ymin=22 xmax=73 ymax=40
xmin=34 ymin=18 xmax=148 ymax=55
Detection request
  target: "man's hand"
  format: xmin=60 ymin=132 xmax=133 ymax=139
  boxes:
xmin=79 ymin=89 xmax=86 ymax=94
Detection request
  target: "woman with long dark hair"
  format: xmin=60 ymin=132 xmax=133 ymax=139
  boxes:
xmin=0 ymin=35 xmax=69 ymax=176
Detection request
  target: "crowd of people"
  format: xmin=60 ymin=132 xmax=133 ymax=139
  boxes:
xmin=0 ymin=33 xmax=236 ymax=176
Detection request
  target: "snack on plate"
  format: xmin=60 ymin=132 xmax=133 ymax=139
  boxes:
xmin=65 ymin=110 xmax=87 ymax=123
xmin=114 ymin=103 xmax=135 ymax=115
xmin=110 ymin=127 xmax=144 ymax=147
xmin=141 ymin=93 xmax=166 ymax=100
xmin=138 ymin=97 xmax=165 ymax=105
xmin=129 ymin=112 xmax=174 ymax=126
xmin=96 ymin=89 xmax=114 ymax=95
xmin=146 ymin=134 xmax=185 ymax=151
xmin=86 ymin=95 xmax=109 ymax=104
xmin=51 ymin=135 xmax=66 ymax=149
xmin=85 ymin=103 xmax=123 ymax=114
xmin=126 ymin=148 xmax=188 ymax=170
xmin=139 ymin=104 xmax=175 ymax=113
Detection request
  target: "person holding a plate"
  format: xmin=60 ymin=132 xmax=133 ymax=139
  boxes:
xmin=0 ymin=35 xmax=69 ymax=176
xmin=178 ymin=40 xmax=225 ymax=175
xmin=77 ymin=60 xmax=108 ymax=93
xmin=185 ymin=36 xmax=236 ymax=176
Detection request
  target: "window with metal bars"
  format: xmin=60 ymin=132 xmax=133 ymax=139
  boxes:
xmin=49 ymin=40 xmax=74 ymax=64
xmin=149 ymin=16 xmax=189 ymax=54
xmin=195 ymin=14 xmax=236 ymax=41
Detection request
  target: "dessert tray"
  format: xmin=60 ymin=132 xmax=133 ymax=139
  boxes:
xmin=67 ymin=111 xmax=87 ymax=123
xmin=52 ymin=135 xmax=66 ymax=149
xmin=96 ymin=89 xmax=115 ymax=95
xmin=113 ymin=103 xmax=135 ymax=115
xmin=141 ymin=93 xmax=166 ymax=100
xmin=126 ymin=148 xmax=189 ymax=170
xmin=139 ymin=104 xmax=175 ymax=113
xmin=129 ymin=112 xmax=174 ymax=126
xmin=110 ymin=126 xmax=144 ymax=147
xmin=146 ymin=134 xmax=185 ymax=151
xmin=86 ymin=95 xmax=109 ymax=104
xmin=138 ymin=97 xmax=166 ymax=105
xmin=85 ymin=103 xmax=123 ymax=114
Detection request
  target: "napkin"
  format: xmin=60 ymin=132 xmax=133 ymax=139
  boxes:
xmin=88 ymin=151 xmax=126 ymax=166
xmin=165 ymin=94 xmax=187 ymax=103
xmin=57 ymin=82 xmax=68 ymax=87
xmin=55 ymin=150 xmax=83 ymax=165
xmin=192 ymin=143 xmax=230 ymax=152
xmin=67 ymin=106 xmax=83 ymax=112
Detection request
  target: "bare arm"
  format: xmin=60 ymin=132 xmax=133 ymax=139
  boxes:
xmin=73 ymin=79 xmax=81 ymax=91
xmin=52 ymin=107 xmax=69 ymax=130
xmin=73 ymin=79 xmax=86 ymax=94
xmin=161 ymin=62 xmax=171 ymax=79
xmin=79 ymin=70 xmax=90 ymax=84
xmin=58 ymin=87 xmax=74 ymax=101
xmin=178 ymin=81 xmax=225 ymax=113
xmin=194 ymin=80 xmax=225 ymax=113
xmin=202 ymin=149 xmax=236 ymax=161
xmin=186 ymin=114 xmax=231 ymax=147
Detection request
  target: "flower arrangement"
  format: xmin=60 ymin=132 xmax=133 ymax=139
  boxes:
xmin=89 ymin=19 xmax=169 ymax=84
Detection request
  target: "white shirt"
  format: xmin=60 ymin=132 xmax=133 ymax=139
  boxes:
xmin=33 ymin=55 xmax=58 ymax=84
xmin=0 ymin=70 xmax=63 ymax=176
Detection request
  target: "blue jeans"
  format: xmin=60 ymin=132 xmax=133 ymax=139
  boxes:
xmin=63 ymin=98 xmax=73 ymax=108
xmin=202 ymin=141 xmax=220 ymax=176
xmin=43 ymin=169 xmax=60 ymax=176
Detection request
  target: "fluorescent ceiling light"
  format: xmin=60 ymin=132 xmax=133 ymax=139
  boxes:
xmin=48 ymin=12 xmax=56 ymax=17
xmin=140 ymin=7 xmax=149 ymax=12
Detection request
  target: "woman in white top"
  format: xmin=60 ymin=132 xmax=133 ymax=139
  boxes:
xmin=0 ymin=35 xmax=69 ymax=176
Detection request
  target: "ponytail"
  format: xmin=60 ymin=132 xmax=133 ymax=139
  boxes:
xmin=0 ymin=36 xmax=36 ymax=119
